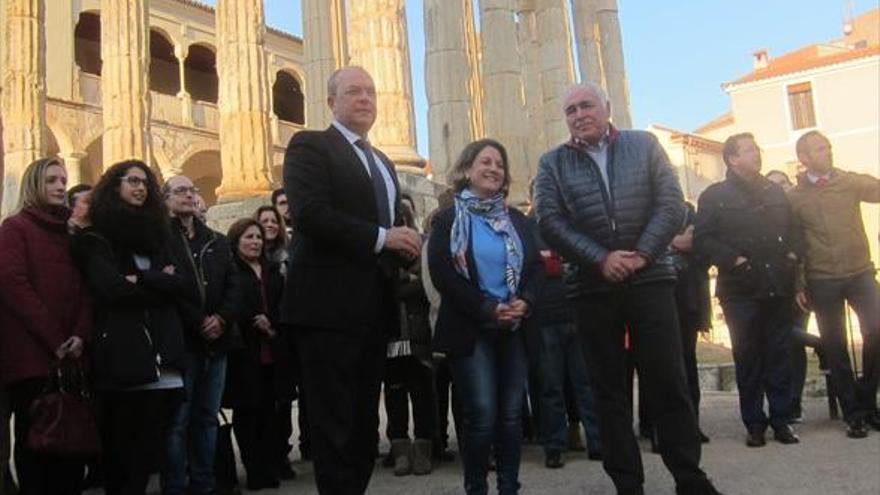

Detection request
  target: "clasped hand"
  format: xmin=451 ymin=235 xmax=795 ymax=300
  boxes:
xmin=600 ymin=250 xmax=647 ymax=283
xmin=494 ymin=298 xmax=529 ymax=327
xmin=384 ymin=226 xmax=422 ymax=259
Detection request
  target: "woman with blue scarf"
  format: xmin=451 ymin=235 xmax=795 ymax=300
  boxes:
xmin=428 ymin=139 xmax=543 ymax=495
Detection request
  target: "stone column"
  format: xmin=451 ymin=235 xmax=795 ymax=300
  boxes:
xmin=479 ymin=0 xmax=530 ymax=203
xmin=596 ymin=0 xmax=632 ymax=128
xmin=302 ymin=0 xmax=347 ymax=129
xmin=1 ymin=0 xmax=47 ymax=216
xmin=535 ymin=0 xmax=576 ymax=146
xmin=214 ymin=0 xmax=273 ymax=201
xmin=424 ymin=0 xmax=481 ymax=179
xmin=176 ymin=44 xmax=194 ymax=126
xmin=515 ymin=0 xmax=546 ymax=173
xmin=571 ymin=0 xmax=603 ymax=85
xmin=100 ymin=0 xmax=152 ymax=167
xmin=59 ymin=151 xmax=87 ymax=186
xmin=347 ymin=0 xmax=424 ymax=170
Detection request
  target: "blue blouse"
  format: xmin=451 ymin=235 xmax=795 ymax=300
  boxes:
xmin=471 ymin=216 xmax=513 ymax=302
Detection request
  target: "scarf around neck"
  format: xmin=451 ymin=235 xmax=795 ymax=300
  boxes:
xmin=450 ymin=189 xmax=524 ymax=299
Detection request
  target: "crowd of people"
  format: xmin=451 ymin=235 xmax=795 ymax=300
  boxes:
xmin=0 ymin=64 xmax=876 ymax=495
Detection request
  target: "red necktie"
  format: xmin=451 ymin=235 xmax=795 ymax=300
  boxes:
xmin=816 ymin=177 xmax=828 ymax=188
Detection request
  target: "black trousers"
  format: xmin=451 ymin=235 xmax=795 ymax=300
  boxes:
xmin=297 ymin=326 xmax=385 ymax=495
xmin=233 ymin=366 xmax=285 ymax=484
xmin=99 ymin=388 xmax=180 ymax=495
xmin=434 ymin=357 xmax=461 ymax=452
xmin=8 ymin=377 xmax=85 ymax=495
xmin=384 ymin=356 xmax=437 ymax=440
xmin=576 ymin=282 xmax=709 ymax=495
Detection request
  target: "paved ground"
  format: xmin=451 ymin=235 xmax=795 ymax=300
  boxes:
xmin=218 ymin=392 xmax=879 ymax=495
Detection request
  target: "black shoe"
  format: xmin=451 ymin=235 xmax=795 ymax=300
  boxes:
xmin=382 ymin=450 xmax=395 ymax=468
xmin=545 ymin=451 xmax=565 ymax=469
xmin=698 ymin=430 xmax=710 ymax=444
xmin=433 ymin=448 xmax=456 ymax=462
xmin=745 ymin=428 xmax=766 ymax=447
xmin=277 ymin=463 xmax=298 ymax=480
xmin=773 ymin=425 xmax=800 ymax=444
xmin=676 ymin=478 xmax=724 ymax=495
xmin=864 ymin=412 xmax=880 ymax=431
xmin=847 ymin=419 xmax=869 ymax=439
xmin=246 ymin=476 xmax=280 ymax=490
xmin=587 ymin=449 xmax=603 ymax=461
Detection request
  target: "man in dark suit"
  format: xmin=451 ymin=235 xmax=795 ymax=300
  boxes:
xmin=282 ymin=66 xmax=422 ymax=495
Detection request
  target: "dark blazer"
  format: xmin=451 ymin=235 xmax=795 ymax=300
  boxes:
xmin=428 ymin=205 xmax=544 ymax=358
xmin=281 ymin=124 xmax=405 ymax=331
xmin=694 ymin=170 xmax=800 ymax=301
xmin=223 ymin=257 xmax=294 ymax=408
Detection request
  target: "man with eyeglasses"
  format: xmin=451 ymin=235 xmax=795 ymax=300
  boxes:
xmin=160 ymin=175 xmax=243 ymax=495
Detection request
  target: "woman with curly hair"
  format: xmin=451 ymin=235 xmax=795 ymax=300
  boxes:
xmin=71 ymin=160 xmax=196 ymax=495
xmin=254 ymin=205 xmax=289 ymax=275
xmin=0 ymin=157 xmax=93 ymax=495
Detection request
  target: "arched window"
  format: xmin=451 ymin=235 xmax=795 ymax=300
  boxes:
xmin=185 ymin=45 xmax=218 ymax=103
xmin=273 ymin=71 xmax=305 ymax=125
xmin=74 ymin=12 xmax=101 ymax=75
xmin=149 ymin=30 xmax=180 ymax=95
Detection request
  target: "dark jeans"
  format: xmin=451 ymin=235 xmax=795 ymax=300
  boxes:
xmin=162 ymin=352 xmax=227 ymax=495
xmin=721 ymin=297 xmax=793 ymax=431
xmin=450 ymin=331 xmax=528 ymax=495
xmin=808 ymin=271 xmax=880 ymax=422
xmin=576 ymin=282 xmax=709 ymax=495
xmin=297 ymin=326 xmax=385 ymax=495
xmin=384 ymin=356 xmax=437 ymax=440
xmin=789 ymin=310 xmax=812 ymax=418
xmin=100 ymin=388 xmax=181 ymax=495
xmin=232 ymin=366 xmax=284 ymax=485
xmin=8 ymin=377 xmax=85 ymax=495
xmin=536 ymin=322 xmax=601 ymax=454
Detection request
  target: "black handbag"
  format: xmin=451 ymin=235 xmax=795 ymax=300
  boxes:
xmin=214 ymin=410 xmax=240 ymax=495
xmin=91 ymin=319 xmax=160 ymax=388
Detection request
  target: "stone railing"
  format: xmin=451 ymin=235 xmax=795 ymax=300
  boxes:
xmin=151 ymin=91 xmax=182 ymax=126
xmin=78 ymin=73 xmax=102 ymax=106
xmin=192 ymin=101 xmax=219 ymax=130
xmin=276 ymin=120 xmax=302 ymax=148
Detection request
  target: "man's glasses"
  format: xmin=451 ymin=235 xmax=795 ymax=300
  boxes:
xmin=170 ymin=186 xmax=200 ymax=196
xmin=120 ymin=176 xmax=148 ymax=187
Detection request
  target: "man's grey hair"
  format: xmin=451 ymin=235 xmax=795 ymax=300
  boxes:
xmin=561 ymin=82 xmax=610 ymax=109
xmin=161 ymin=175 xmax=191 ymax=197
xmin=326 ymin=65 xmax=370 ymax=98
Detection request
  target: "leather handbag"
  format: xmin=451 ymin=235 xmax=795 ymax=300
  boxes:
xmin=26 ymin=360 xmax=101 ymax=457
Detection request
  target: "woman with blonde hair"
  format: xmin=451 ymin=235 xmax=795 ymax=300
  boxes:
xmin=0 ymin=157 xmax=93 ymax=495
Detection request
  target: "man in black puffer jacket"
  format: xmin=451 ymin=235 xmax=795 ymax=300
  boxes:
xmin=534 ymin=83 xmax=720 ymax=495
xmin=694 ymin=133 xmax=801 ymax=448
xmin=162 ymin=175 xmax=243 ymax=495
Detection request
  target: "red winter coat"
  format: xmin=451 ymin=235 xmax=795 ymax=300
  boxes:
xmin=0 ymin=206 xmax=93 ymax=385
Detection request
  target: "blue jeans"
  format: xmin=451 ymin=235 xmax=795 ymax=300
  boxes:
xmin=162 ymin=352 xmax=228 ymax=495
xmin=537 ymin=322 xmax=601 ymax=454
xmin=451 ymin=331 xmax=528 ymax=495
xmin=721 ymin=298 xmax=793 ymax=430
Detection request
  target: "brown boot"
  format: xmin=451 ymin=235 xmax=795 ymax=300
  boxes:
xmin=411 ymin=439 xmax=433 ymax=475
xmin=391 ymin=439 xmax=412 ymax=476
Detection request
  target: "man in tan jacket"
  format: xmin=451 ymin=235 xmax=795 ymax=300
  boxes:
xmin=788 ymin=130 xmax=880 ymax=439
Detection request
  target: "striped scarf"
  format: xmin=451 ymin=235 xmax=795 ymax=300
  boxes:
xmin=450 ymin=189 xmax=523 ymax=298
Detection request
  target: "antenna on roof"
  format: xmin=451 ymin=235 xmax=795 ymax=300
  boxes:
xmin=842 ymin=0 xmax=854 ymax=36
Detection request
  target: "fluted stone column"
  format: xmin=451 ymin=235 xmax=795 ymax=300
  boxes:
xmin=101 ymin=0 xmax=152 ymax=167
xmin=214 ymin=0 xmax=273 ymax=201
xmin=535 ymin=0 xmax=576 ymax=146
xmin=424 ymin=0 xmax=481 ymax=179
xmin=1 ymin=0 xmax=46 ymax=215
xmin=479 ymin=0 xmax=530 ymax=203
xmin=571 ymin=0 xmax=603 ymax=85
xmin=596 ymin=0 xmax=632 ymax=128
xmin=347 ymin=0 xmax=424 ymax=169
xmin=515 ymin=0 xmax=546 ymax=174
xmin=302 ymin=0 xmax=347 ymax=129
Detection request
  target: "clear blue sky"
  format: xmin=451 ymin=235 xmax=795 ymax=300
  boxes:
xmin=205 ymin=0 xmax=876 ymax=156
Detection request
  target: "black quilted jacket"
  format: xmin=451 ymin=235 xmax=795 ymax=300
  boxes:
xmin=534 ymin=129 xmax=686 ymax=295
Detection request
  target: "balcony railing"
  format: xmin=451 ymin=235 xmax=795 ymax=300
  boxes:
xmin=78 ymin=73 xmax=102 ymax=106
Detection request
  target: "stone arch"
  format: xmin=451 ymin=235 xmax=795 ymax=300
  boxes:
xmin=185 ymin=43 xmax=218 ymax=103
xmin=74 ymin=10 xmax=102 ymax=75
xmin=46 ymin=122 xmax=74 ymax=157
xmin=273 ymin=69 xmax=305 ymax=125
xmin=82 ymin=135 xmax=104 ymax=186
xmin=180 ymin=149 xmax=222 ymax=207
xmin=149 ymin=29 xmax=180 ymax=95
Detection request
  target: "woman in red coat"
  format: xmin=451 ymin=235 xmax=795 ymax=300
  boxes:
xmin=0 ymin=157 xmax=93 ymax=495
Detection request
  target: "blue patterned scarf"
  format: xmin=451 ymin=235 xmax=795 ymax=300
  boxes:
xmin=450 ymin=189 xmax=524 ymax=298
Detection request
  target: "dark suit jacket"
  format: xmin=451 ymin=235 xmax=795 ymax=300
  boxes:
xmin=281 ymin=124 xmax=404 ymax=330
xmin=428 ymin=205 xmax=545 ymax=358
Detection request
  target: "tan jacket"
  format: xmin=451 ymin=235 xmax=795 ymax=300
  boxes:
xmin=788 ymin=169 xmax=880 ymax=281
